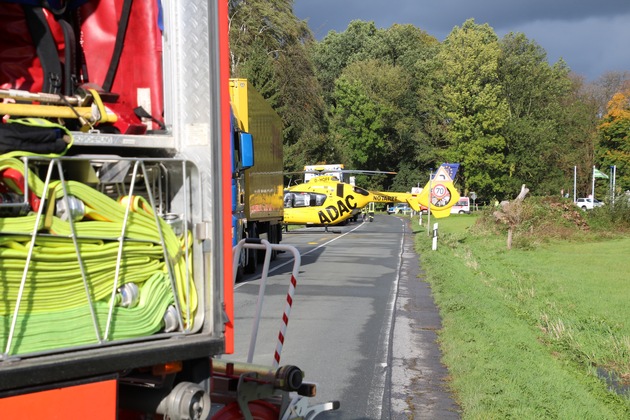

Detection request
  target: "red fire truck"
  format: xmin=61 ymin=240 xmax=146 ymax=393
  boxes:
xmin=0 ymin=1 xmax=334 ymax=418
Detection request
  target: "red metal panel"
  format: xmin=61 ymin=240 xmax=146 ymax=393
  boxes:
xmin=218 ymin=0 xmax=234 ymax=354
xmin=0 ymin=379 xmax=117 ymax=419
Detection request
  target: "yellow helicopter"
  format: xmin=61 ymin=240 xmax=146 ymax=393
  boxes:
xmin=283 ymin=172 xmax=388 ymax=228
xmin=282 ymin=163 xmax=461 ymax=229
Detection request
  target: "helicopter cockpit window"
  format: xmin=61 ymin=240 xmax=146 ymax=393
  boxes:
xmin=284 ymin=192 xmax=293 ymax=208
xmin=312 ymin=193 xmax=326 ymax=206
xmin=294 ymin=193 xmax=310 ymax=207
xmin=284 ymin=192 xmax=309 ymax=208
xmin=284 ymin=192 xmax=326 ymax=208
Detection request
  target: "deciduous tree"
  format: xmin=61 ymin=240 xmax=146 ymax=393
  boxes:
xmin=437 ymin=19 xmax=510 ymax=200
xmin=598 ymin=85 xmax=630 ymax=191
xmin=498 ymin=32 xmax=576 ymax=196
xmin=228 ymin=0 xmax=326 ymax=173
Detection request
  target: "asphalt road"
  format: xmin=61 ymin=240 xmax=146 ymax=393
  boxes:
xmin=227 ymin=214 xmax=460 ymax=419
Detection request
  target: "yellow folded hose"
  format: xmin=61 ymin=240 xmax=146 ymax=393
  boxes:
xmin=0 ymin=157 xmax=197 ymax=355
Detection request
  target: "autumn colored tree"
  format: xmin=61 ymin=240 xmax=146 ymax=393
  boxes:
xmin=590 ymin=71 xmax=630 ymax=118
xmin=598 ymin=84 xmax=630 ymax=192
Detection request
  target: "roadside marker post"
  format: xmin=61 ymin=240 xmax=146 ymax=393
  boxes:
xmin=427 ymin=169 xmax=433 ymax=237
xmin=432 ymin=223 xmax=438 ymax=251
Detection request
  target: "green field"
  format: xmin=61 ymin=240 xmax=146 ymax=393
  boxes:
xmin=413 ymin=213 xmax=630 ymax=419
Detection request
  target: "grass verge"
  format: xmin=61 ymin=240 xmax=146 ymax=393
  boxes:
xmin=413 ymin=213 xmax=630 ymax=419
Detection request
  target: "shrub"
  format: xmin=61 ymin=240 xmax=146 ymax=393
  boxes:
xmin=473 ymin=196 xmax=603 ymax=248
xmin=588 ymin=195 xmax=630 ymax=230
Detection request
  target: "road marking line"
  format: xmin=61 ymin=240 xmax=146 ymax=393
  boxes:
xmin=235 ymin=222 xmax=366 ymax=290
xmin=367 ymin=217 xmax=405 ymax=418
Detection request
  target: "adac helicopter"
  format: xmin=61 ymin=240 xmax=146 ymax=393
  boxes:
xmin=282 ymin=163 xmax=462 ymax=230
xmin=282 ymin=169 xmax=395 ymax=229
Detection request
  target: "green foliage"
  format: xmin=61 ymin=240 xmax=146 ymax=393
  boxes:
xmin=437 ymin=20 xmax=510 ymax=199
xmin=389 ymin=161 xmax=430 ymax=192
xmin=229 ymin=0 xmax=311 ymax=70
xmin=474 ymin=195 xmax=630 ymax=251
xmin=228 ymin=0 xmax=327 ymax=173
xmin=585 ymin=196 xmax=630 ymax=230
xmin=554 ymin=76 xmax=602 ymax=196
xmin=362 ymin=24 xmax=434 ymax=67
xmin=314 ymin=22 xmax=444 ymax=189
xmin=235 ymin=39 xmax=278 ymax=99
xmin=498 ymin=33 xmax=580 ymax=196
xmin=329 ymin=60 xmax=412 ymax=174
xmin=229 ymin=3 xmax=627 ymax=203
xmin=329 ymin=76 xmax=386 ymax=166
xmin=312 ymin=20 xmax=380 ymax=101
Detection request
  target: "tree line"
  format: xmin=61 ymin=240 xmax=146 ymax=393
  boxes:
xmin=228 ymin=0 xmax=630 ymax=203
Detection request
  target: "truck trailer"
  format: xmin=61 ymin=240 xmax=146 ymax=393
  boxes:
xmin=0 ymin=1 xmax=330 ymax=418
xmin=229 ymin=79 xmax=284 ymax=276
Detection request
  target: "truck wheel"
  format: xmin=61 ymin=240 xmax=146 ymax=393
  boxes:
xmin=267 ymin=224 xmax=281 ymax=261
xmin=244 ymin=226 xmax=258 ymax=274
xmin=235 ymin=248 xmax=246 ymax=282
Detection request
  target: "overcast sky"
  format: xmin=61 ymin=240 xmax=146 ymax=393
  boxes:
xmin=293 ymin=0 xmax=630 ymax=82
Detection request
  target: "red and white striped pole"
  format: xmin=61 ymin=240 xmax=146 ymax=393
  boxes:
xmin=274 ymin=272 xmax=297 ymax=368
xmin=272 ymin=245 xmax=301 ymax=368
xmin=233 ymin=239 xmax=302 ymax=368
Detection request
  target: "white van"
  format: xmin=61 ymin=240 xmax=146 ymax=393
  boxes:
xmin=451 ymin=197 xmax=471 ymax=214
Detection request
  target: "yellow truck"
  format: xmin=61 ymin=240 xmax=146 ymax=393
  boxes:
xmin=229 ymin=79 xmax=284 ymax=274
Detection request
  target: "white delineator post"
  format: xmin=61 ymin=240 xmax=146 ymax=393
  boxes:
xmin=432 ymin=223 xmax=438 ymax=251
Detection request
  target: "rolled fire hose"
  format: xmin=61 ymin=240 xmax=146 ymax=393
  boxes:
xmin=0 ymin=157 xmax=196 ymax=355
xmin=0 ymin=272 xmax=174 ymax=354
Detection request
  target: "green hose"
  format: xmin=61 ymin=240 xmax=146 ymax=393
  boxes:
xmin=0 ymin=157 xmax=197 ymax=356
xmin=0 ymin=272 xmax=174 ymax=354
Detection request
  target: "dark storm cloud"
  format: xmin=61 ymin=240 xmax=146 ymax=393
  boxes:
xmin=294 ymin=0 xmax=630 ymax=80
xmin=403 ymin=0 xmax=630 ymax=33
xmin=296 ymin=0 xmax=630 ymax=37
